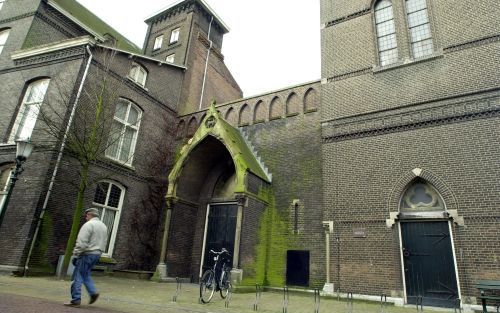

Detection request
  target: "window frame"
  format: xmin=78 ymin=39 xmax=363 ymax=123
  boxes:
xmin=9 ymin=78 xmax=50 ymax=143
xmin=105 ymin=98 xmax=142 ymax=166
xmin=0 ymin=28 xmax=10 ymax=55
xmin=165 ymin=53 xmax=175 ymax=63
xmin=373 ymin=0 xmax=399 ymax=67
xmin=128 ymin=63 xmax=147 ymax=87
xmin=169 ymin=28 xmax=180 ymax=44
xmin=0 ymin=164 xmax=14 ymax=217
xmin=91 ymin=180 xmax=125 ymax=257
xmin=153 ymin=35 xmax=163 ymax=50
xmin=404 ymin=0 xmax=434 ymax=59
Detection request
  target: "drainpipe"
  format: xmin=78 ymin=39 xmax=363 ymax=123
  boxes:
xmin=23 ymin=45 xmax=94 ymax=276
xmin=198 ymin=16 xmax=214 ymax=110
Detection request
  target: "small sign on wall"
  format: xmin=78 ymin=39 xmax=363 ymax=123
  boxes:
xmin=353 ymin=228 xmax=367 ymax=238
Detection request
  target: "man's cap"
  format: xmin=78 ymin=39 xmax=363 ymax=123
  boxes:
xmin=85 ymin=208 xmax=100 ymax=217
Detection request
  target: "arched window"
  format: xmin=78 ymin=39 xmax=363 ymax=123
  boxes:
xmin=400 ymin=179 xmax=445 ymax=212
xmin=304 ymin=88 xmax=318 ymax=112
xmin=92 ymin=180 xmax=125 ymax=257
xmin=0 ymin=28 xmax=9 ymax=55
xmin=106 ymin=99 xmax=142 ymax=165
xmin=0 ymin=163 xmax=14 ymax=216
xmin=374 ymin=0 xmax=398 ymax=66
xmin=225 ymin=107 xmax=236 ymax=126
xmin=405 ymin=0 xmax=433 ymax=58
xmin=254 ymin=100 xmax=266 ymax=123
xmin=128 ymin=63 xmax=147 ymax=87
xmin=9 ymin=78 xmax=50 ymax=142
xmin=269 ymin=96 xmax=283 ymax=120
xmin=187 ymin=117 xmax=197 ymax=136
xmin=175 ymin=120 xmax=186 ymax=139
xmin=239 ymin=104 xmax=251 ymax=126
xmin=286 ymin=92 xmax=301 ymax=116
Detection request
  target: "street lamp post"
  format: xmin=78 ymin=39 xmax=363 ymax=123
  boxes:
xmin=0 ymin=139 xmax=34 ymax=229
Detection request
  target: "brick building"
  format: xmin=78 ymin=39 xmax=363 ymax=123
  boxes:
xmin=0 ymin=0 xmax=498 ymax=309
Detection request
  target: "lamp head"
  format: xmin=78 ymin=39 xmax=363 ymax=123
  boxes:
xmin=15 ymin=139 xmax=34 ymax=161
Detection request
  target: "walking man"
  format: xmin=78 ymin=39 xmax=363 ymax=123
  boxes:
xmin=64 ymin=208 xmax=108 ymax=307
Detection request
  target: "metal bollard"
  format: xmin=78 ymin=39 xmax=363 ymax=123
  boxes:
xmin=254 ymin=284 xmax=262 ymax=311
xmin=282 ymin=286 xmax=289 ymax=313
xmin=346 ymin=292 xmax=354 ymax=313
xmin=416 ymin=296 xmax=424 ymax=312
xmin=225 ymin=286 xmax=232 ymax=308
xmin=198 ymin=276 xmax=202 ymax=304
xmin=454 ymin=298 xmax=462 ymax=313
xmin=314 ymin=288 xmax=320 ymax=313
xmin=172 ymin=277 xmax=181 ymax=302
xmin=380 ymin=294 xmax=387 ymax=313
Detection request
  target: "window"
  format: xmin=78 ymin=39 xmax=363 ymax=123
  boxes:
xmin=128 ymin=63 xmax=147 ymax=87
xmin=406 ymin=0 xmax=433 ymax=58
xmin=0 ymin=28 xmax=10 ymax=55
xmin=9 ymin=79 xmax=50 ymax=142
xmin=92 ymin=181 xmax=125 ymax=257
xmin=400 ymin=179 xmax=444 ymax=212
xmin=153 ymin=35 xmax=163 ymax=50
xmin=105 ymin=99 xmax=141 ymax=165
xmin=374 ymin=0 xmax=398 ymax=66
xmin=170 ymin=28 xmax=180 ymax=44
xmin=0 ymin=164 xmax=14 ymax=217
xmin=165 ymin=53 xmax=175 ymax=63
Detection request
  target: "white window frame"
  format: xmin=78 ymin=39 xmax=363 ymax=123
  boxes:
xmin=165 ymin=53 xmax=175 ymax=63
xmin=153 ymin=35 xmax=163 ymax=50
xmin=405 ymin=0 xmax=433 ymax=59
xmin=170 ymin=28 xmax=180 ymax=44
xmin=0 ymin=164 xmax=13 ymax=217
xmin=92 ymin=180 xmax=125 ymax=257
xmin=374 ymin=0 xmax=399 ymax=66
xmin=0 ymin=28 xmax=10 ymax=55
xmin=105 ymin=99 xmax=142 ymax=166
xmin=9 ymin=78 xmax=50 ymax=143
xmin=128 ymin=63 xmax=147 ymax=87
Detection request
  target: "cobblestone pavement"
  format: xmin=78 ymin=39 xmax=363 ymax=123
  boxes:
xmin=0 ymin=274 xmax=456 ymax=313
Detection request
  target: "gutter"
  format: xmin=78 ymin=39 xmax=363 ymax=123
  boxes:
xmin=198 ymin=16 xmax=213 ymax=110
xmin=23 ymin=45 xmax=94 ymax=276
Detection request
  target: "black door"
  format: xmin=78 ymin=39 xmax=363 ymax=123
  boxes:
xmin=286 ymin=250 xmax=310 ymax=286
xmin=401 ymin=221 xmax=458 ymax=307
xmin=203 ymin=204 xmax=237 ymax=269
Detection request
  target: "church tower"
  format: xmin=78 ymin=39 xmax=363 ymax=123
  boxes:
xmin=143 ymin=0 xmax=242 ymax=115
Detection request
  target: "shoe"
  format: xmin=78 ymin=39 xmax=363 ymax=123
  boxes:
xmin=89 ymin=293 xmax=99 ymax=304
xmin=63 ymin=301 xmax=81 ymax=307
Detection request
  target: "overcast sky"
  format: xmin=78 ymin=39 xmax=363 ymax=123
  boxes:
xmin=77 ymin=0 xmax=321 ymax=97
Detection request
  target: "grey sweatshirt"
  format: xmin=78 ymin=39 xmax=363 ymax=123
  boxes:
xmin=73 ymin=217 xmax=108 ymax=256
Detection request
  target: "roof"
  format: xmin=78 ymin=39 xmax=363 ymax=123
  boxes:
xmin=145 ymin=0 xmax=229 ymax=34
xmin=167 ymin=103 xmax=272 ymax=198
xmin=48 ymin=0 xmax=141 ymax=53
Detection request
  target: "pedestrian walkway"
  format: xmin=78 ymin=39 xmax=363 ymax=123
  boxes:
xmin=0 ymin=274 xmax=456 ymax=313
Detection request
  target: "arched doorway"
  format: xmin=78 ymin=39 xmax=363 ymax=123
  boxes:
xmin=157 ymin=104 xmax=272 ymax=282
xmin=399 ymin=179 xmax=459 ymax=308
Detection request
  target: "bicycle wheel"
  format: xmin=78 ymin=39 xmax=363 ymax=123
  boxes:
xmin=200 ymin=270 xmax=216 ymax=303
xmin=219 ymin=269 xmax=231 ymax=299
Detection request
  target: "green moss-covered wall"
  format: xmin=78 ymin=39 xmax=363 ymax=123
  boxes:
xmin=242 ymin=188 xmax=297 ymax=286
xmin=29 ymin=211 xmax=54 ymax=274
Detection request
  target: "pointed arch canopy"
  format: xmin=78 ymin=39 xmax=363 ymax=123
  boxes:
xmin=167 ymin=103 xmax=271 ymax=199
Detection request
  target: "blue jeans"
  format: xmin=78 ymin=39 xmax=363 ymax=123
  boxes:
xmin=70 ymin=254 xmax=100 ymax=302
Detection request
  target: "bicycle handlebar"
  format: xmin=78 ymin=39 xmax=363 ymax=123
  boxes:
xmin=209 ymin=248 xmax=232 ymax=257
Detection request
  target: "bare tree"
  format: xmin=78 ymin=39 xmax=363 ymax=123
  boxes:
xmin=37 ymin=47 xmax=139 ymax=273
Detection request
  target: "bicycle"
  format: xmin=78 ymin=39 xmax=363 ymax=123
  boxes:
xmin=199 ymin=248 xmax=232 ymax=303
